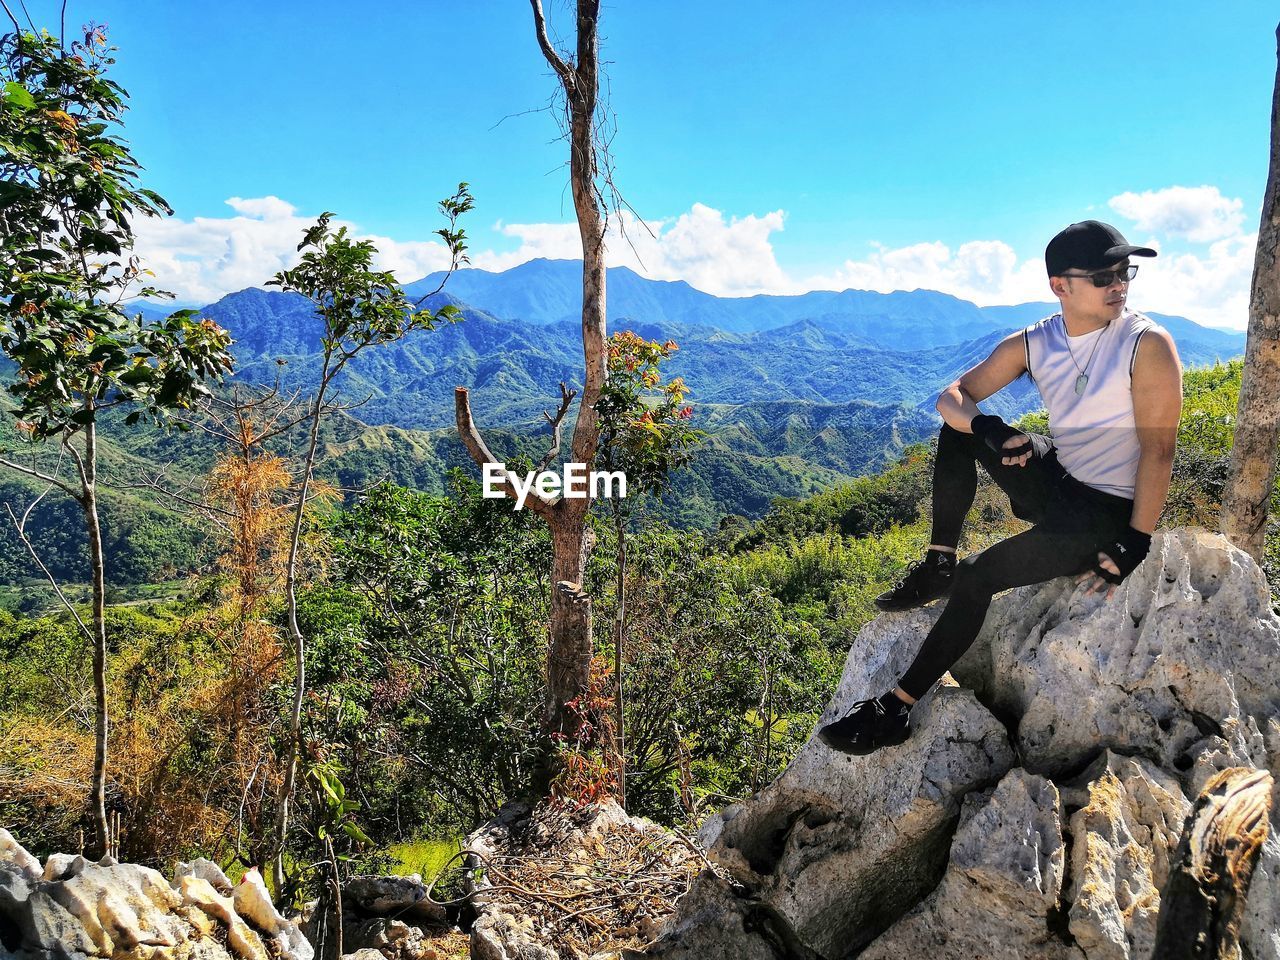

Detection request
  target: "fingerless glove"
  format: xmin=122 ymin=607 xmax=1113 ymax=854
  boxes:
xmin=970 ymin=414 xmax=1032 ymax=458
xmin=1091 ymin=527 xmax=1152 ymax=584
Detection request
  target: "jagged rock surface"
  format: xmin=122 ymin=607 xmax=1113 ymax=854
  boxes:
xmin=0 ymin=836 xmax=313 ymax=960
xmin=641 ymin=528 xmax=1280 ymax=959
xmin=859 ymin=767 xmax=1077 ymax=960
xmin=1059 ymin=752 xmax=1189 ymax=960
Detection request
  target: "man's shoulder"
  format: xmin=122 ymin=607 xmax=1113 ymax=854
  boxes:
xmin=1023 ymin=312 xmax=1062 ymax=337
xmin=1121 ymin=309 xmax=1167 ymax=338
xmin=1125 ymin=312 xmax=1181 ymax=375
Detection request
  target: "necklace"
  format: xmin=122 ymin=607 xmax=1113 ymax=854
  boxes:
xmin=1062 ymin=318 xmax=1106 ymax=396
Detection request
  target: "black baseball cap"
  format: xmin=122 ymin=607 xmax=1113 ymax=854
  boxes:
xmin=1045 ymin=220 xmax=1156 ymax=277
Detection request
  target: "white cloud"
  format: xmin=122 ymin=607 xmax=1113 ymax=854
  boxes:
xmin=804 ymin=239 xmax=1050 ymax=307
xmin=1108 ymin=186 xmax=1244 ymax=243
xmin=131 ymin=198 xmax=456 ymax=305
xmin=475 ymin=203 xmax=793 ymax=296
xmin=1129 ymin=231 xmax=1256 ymax=330
xmin=224 ymin=196 xmax=297 ymax=220
xmin=130 ymin=191 xmax=1255 ymax=329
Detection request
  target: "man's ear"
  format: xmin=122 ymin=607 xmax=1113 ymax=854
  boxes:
xmin=1049 ymin=276 xmax=1068 ymax=298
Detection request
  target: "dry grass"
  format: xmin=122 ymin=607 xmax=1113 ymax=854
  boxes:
xmin=465 ymin=802 xmax=704 ymax=959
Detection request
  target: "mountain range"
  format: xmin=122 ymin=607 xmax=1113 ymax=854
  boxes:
xmin=187 ymin=260 xmax=1242 ymax=431
xmin=0 ymin=260 xmax=1248 ymax=587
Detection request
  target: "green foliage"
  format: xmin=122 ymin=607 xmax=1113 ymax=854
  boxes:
xmin=587 ymin=523 xmax=836 ymax=820
xmin=312 ymin=473 xmax=549 ymax=836
xmin=727 ymin=443 xmax=933 ymax=550
xmin=268 ymin=190 xmax=471 ymax=362
xmin=0 ymin=28 xmax=235 ymax=442
xmin=595 ymin=331 xmax=703 ymax=506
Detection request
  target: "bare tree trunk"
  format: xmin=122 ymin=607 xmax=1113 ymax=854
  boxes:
xmin=81 ymin=419 xmax=110 ymax=859
xmin=273 ymin=374 xmax=330 ymax=892
xmin=547 ymin=512 xmax=593 ymax=736
xmin=1221 ymin=23 xmax=1280 ymax=559
xmin=613 ymin=509 xmax=626 ymax=810
xmin=1152 ymin=767 xmax=1273 ymax=959
xmin=457 ymin=2 xmax=607 ymax=795
xmin=533 ymin=0 xmax=608 ymax=756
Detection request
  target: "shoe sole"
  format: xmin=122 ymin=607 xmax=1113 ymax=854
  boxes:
xmin=817 ymin=725 xmax=911 ymax=756
xmin=873 ymin=585 xmax=953 ymax=612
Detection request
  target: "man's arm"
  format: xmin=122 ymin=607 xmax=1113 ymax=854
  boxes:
xmin=1128 ymin=329 xmax=1182 ymax=533
xmin=936 ymin=331 xmax=1032 ymax=465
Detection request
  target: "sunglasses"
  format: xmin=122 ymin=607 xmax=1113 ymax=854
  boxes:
xmin=1062 ymin=264 xmax=1139 ymax=288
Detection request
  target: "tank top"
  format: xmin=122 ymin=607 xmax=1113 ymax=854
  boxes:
xmin=1023 ymin=310 xmax=1159 ymax=499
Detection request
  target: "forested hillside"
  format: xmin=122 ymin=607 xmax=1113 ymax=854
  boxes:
xmin=2 ymin=360 xmax=1266 ymax=868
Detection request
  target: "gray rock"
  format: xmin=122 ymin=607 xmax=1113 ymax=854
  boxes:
xmin=649 ymin=604 xmax=1015 ymax=960
xmin=471 ymin=908 xmax=561 ymax=960
xmin=641 ymin=528 xmax=1280 ymax=959
xmin=0 ymin=845 xmax=312 ymax=959
xmin=0 ymin=831 xmax=39 ymax=883
xmin=860 ymin=768 xmax=1080 ymax=960
xmin=629 ymin=871 xmax=788 ymax=960
xmin=1242 ymin=716 xmax=1280 ymax=960
xmin=1061 ymin=751 xmax=1189 ymax=960
xmin=174 ymin=858 xmax=234 ymax=897
xmin=953 ymin=528 xmax=1280 ymax=780
xmin=343 ymin=874 xmax=446 ymax=925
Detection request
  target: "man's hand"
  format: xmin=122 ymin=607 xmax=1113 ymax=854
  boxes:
xmin=1075 ymin=527 xmax=1152 ymax=600
xmin=998 ymin=433 xmax=1033 ymax=467
xmin=1076 ymin=554 xmax=1122 ymax=599
xmin=971 ymin=414 xmax=1033 ymax=467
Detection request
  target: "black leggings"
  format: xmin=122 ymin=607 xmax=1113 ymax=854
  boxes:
xmin=897 ymin=424 xmax=1134 ymax=701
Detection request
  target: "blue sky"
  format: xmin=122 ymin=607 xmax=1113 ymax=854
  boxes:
xmin=13 ymin=1 xmax=1277 ymax=327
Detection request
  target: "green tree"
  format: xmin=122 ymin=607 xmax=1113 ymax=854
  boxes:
xmin=325 ymin=475 xmax=549 ymax=831
xmin=0 ymin=26 xmax=235 ymax=856
xmin=594 ymin=331 xmax=701 ymax=808
xmin=265 ymin=196 xmax=471 ymax=892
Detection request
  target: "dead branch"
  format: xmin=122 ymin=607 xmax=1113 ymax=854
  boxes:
xmin=454 ymin=386 xmax=555 ymax=520
xmin=0 ymin=454 xmax=80 ymax=501
xmin=536 ymin=382 xmax=577 ymax=473
xmin=5 ymin=498 xmax=95 ymax=645
xmin=529 ymin=0 xmax=576 ymax=94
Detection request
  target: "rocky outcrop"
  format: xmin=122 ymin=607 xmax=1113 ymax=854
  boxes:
xmin=0 ymin=835 xmax=312 ymax=959
xmin=860 ymin=768 xmax=1076 ymax=960
xmin=314 ymin=873 xmax=453 ymax=960
xmin=641 ymin=528 xmax=1280 ymax=959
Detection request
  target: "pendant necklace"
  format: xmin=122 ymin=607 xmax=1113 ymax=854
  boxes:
xmin=1063 ymin=319 xmax=1105 ymax=396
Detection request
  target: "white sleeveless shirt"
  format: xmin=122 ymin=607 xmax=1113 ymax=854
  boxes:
xmin=1023 ymin=310 xmax=1159 ymax=499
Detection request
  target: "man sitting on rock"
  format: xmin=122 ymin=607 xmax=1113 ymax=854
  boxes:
xmin=820 ymin=220 xmax=1183 ymax=755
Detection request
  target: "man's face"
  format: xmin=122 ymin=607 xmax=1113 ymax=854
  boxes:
xmin=1053 ymin=260 xmax=1132 ymax=323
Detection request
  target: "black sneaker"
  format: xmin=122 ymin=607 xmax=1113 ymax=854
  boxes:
xmin=818 ymin=694 xmax=912 ymax=755
xmin=874 ymin=552 xmax=955 ymax=611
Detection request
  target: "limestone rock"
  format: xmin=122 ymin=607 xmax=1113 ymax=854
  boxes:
xmin=1242 ymin=716 xmax=1280 ymax=960
xmin=344 ymin=873 xmax=446 ymax=925
xmin=646 ymin=606 xmax=1014 ymax=959
xmin=0 ymin=831 xmax=39 ymax=883
xmin=1059 ymin=751 xmax=1189 ymax=960
xmin=953 ymin=528 xmax=1280 ymax=780
xmin=639 ymin=528 xmax=1280 ymax=959
xmin=860 ymin=768 xmax=1080 ymax=960
xmin=0 ymin=842 xmax=313 ymax=960
xmin=175 ymin=858 xmax=235 ymax=896
xmin=471 ymin=907 xmax=560 ymax=960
